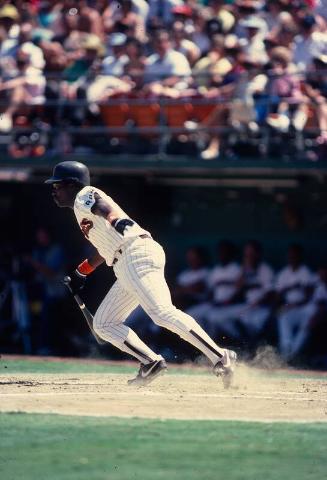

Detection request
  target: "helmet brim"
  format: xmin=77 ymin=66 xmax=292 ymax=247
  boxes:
xmin=44 ymin=176 xmax=64 ymax=184
xmin=44 ymin=176 xmax=82 ymax=184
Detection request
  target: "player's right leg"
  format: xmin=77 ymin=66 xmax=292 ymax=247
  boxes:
xmin=115 ymin=238 xmax=237 ymax=387
xmin=93 ymin=280 xmax=166 ymax=384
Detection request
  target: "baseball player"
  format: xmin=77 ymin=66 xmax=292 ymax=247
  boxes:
xmin=45 ymin=161 xmax=237 ymax=387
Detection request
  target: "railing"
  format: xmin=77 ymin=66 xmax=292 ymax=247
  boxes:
xmin=0 ymin=75 xmax=324 ymax=161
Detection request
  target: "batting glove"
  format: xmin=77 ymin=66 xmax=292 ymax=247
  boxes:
xmin=67 ymin=269 xmax=87 ymax=295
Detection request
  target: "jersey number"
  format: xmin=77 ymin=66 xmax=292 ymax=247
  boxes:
xmin=80 ymin=218 xmax=94 ymax=238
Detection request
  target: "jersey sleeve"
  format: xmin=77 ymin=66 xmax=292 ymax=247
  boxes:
xmin=75 ymin=187 xmax=97 ymax=213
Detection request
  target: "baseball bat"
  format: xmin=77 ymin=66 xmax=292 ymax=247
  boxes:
xmin=63 ymin=276 xmax=106 ymax=345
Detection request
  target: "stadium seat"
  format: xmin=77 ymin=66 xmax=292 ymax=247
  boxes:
xmin=162 ymin=100 xmax=194 ymax=130
xmin=191 ymin=98 xmax=216 ymax=123
xmin=99 ymin=95 xmax=130 ymax=139
xmin=128 ymin=99 xmax=161 ymax=139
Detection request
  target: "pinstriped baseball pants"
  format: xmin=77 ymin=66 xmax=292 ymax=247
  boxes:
xmin=93 ymin=237 xmax=224 ymax=364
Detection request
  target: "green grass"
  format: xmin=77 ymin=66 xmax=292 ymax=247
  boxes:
xmin=0 ymin=413 xmax=326 ymax=480
xmin=0 ymin=357 xmax=207 ymax=376
xmin=0 ymin=357 xmax=134 ymax=375
xmin=1 ymin=357 xmax=327 ymax=380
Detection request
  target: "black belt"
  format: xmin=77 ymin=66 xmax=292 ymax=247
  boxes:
xmin=112 ymin=234 xmax=152 ymax=265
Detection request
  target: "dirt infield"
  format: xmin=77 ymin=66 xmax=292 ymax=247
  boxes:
xmin=1 ymin=359 xmax=327 ymax=422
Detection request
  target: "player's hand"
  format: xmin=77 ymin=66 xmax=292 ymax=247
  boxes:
xmin=65 ymin=270 xmax=87 ymax=295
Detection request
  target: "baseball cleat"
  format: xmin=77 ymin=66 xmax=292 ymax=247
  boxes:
xmin=127 ymin=358 xmax=167 ymax=387
xmin=213 ymin=349 xmax=237 ymax=389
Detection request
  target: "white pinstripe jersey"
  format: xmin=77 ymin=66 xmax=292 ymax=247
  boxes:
xmin=74 ymin=186 xmax=150 ymax=266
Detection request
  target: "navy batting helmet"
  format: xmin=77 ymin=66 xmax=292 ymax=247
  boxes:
xmin=45 ymin=161 xmax=90 ymax=186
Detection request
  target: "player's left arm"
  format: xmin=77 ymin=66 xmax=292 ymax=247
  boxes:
xmin=91 ymin=192 xmax=134 ymax=235
xmin=87 ymin=249 xmax=105 ymax=269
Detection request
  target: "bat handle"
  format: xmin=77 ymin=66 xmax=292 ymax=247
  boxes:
xmin=74 ymin=294 xmax=86 ymax=309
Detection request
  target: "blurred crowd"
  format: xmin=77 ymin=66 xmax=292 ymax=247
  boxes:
xmin=0 ymin=227 xmax=71 ymax=356
xmin=167 ymin=241 xmax=327 ymax=367
xmin=1 ymin=226 xmax=326 ymax=368
xmin=0 ymin=0 xmax=326 ymax=159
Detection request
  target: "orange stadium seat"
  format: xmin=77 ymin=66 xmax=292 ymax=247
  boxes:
xmin=128 ymin=99 xmax=161 ymax=139
xmin=191 ymin=98 xmax=216 ymax=123
xmin=162 ymin=100 xmax=194 ymax=135
xmin=99 ymin=96 xmax=130 ymax=138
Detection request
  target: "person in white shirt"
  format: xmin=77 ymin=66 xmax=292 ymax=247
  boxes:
xmin=102 ymin=33 xmax=128 ymax=77
xmin=5 ymin=22 xmax=45 ymax=71
xmin=276 ymin=244 xmax=314 ymax=360
xmin=207 ymin=241 xmax=274 ymax=342
xmin=187 ymin=240 xmax=241 ymax=337
xmin=131 ymin=0 xmax=150 ymax=19
xmin=288 ymin=266 xmax=327 ymax=362
xmin=239 ymin=16 xmax=269 ymax=65
xmin=0 ymin=48 xmax=45 ymax=132
xmin=171 ymin=21 xmax=201 ymax=66
xmin=174 ymin=246 xmax=210 ymax=309
xmin=145 ymin=30 xmax=191 ymax=88
xmin=293 ymin=14 xmax=327 ymax=70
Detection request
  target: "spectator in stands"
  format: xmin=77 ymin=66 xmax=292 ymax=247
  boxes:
xmin=87 ymin=35 xmax=143 ymax=105
xmin=173 ymin=246 xmax=210 ymax=310
xmin=192 ymin=52 xmax=266 ymax=159
xmin=129 ymin=0 xmax=150 ymax=20
xmin=303 ymin=54 xmax=327 ymax=145
xmin=268 ymin=13 xmax=298 ymax=50
xmin=191 ymin=6 xmax=211 ymax=55
xmin=171 ymin=20 xmax=200 ymax=66
xmin=36 ymin=36 xmax=68 ymax=74
xmin=147 ymin=0 xmax=184 ymax=29
xmin=239 ymin=16 xmax=268 ymax=65
xmin=262 ymin=0 xmax=285 ymax=31
xmin=0 ymin=4 xmax=20 ymax=54
xmin=4 ymin=21 xmax=45 ymax=71
xmin=0 ymin=0 xmax=325 ymax=160
xmin=36 ymin=1 xmax=62 ymax=33
xmin=171 ymin=4 xmax=195 ymax=27
xmin=49 ymin=0 xmax=103 ymax=42
xmin=61 ymin=33 xmax=104 ymax=121
xmin=102 ymin=32 xmax=128 ymax=76
xmin=62 ymin=33 xmax=104 ymax=84
xmin=276 ymin=243 xmax=314 ymax=360
xmin=265 ymin=46 xmax=307 ymax=133
xmin=57 ymin=33 xmax=105 ymax=150
xmin=0 ymin=48 xmax=46 ymax=132
xmin=103 ymin=0 xmax=146 ymax=42
xmin=144 ymin=29 xmax=191 ymax=91
xmin=77 ymin=1 xmax=104 ymax=39
xmin=192 ymin=34 xmax=232 ymax=89
xmin=124 ymin=36 xmax=146 ymax=71
xmin=228 ymin=55 xmax=267 ymax=131
xmin=207 ymin=0 xmax=235 ymax=35
xmin=293 ymin=14 xmax=327 ymax=70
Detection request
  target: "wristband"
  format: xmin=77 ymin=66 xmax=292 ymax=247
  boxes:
xmin=77 ymin=259 xmax=95 ymax=275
